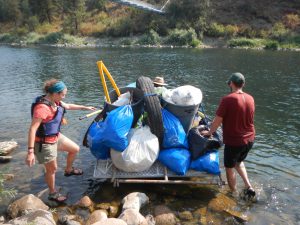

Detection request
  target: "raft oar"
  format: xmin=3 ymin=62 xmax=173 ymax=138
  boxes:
xmin=79 ymin=108 xmax=103 ymax=120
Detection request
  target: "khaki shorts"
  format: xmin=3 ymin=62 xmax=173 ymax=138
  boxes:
xmin=34 ymin=135 xmax=67 ymax=164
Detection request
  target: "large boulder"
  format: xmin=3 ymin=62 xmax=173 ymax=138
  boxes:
xmin=121 ymin=192 xmax=149 ymax=212
xmin=0 ymin=141 xmax=18 ymax=156
xmin=118 ymin=209 xmax=148 ymax=225
xmin=91 ymin=218 xmax=127 ymax=225
xmin=86 ymin=210 xmax=108 ymax=225
xmin=7 ymin=194 xmax=48 ymax=219
xmin=5 ymin=209 xmax=55 ymax=225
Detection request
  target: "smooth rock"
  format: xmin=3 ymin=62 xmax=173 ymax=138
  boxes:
xmin=86 ymin=210 xmax=108 ymax=225
xmin=6 ymin=209 xmax=55 ymax=225
xmin=91 ymin=218 xmax=127 ymax=225
xmin=7 ymin=194 xmax=48 ymax=219
xmin=118 ymin=208 xmax=148 ymax=225
xmin=0 ymin=141 xmax=18 ymax=156
xmin=154 ymin=205 xmax=178 ymax=225
xmin=121 ymin=192 xmax=149 ymax=212
xmin=0 ymin=156 xmax=12 ymax=163
xmin=76 ymin=195 xmax=93 ymax=208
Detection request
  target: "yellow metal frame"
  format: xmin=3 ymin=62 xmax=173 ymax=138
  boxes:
xmin=97 ymin=61 xmax=121 ymax=103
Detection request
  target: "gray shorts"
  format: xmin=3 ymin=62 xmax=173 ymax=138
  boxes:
xmin=34 ymin=135 xmax=66 ymax=164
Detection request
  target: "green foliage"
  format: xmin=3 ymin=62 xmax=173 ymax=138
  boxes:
xmin=264 ymin=40 xmax=279 ymax=50
xmin=166 ymin=28 xmax=200 ymax=47
xmin=271 ymin=22 xmax=289 ymax=41
xmin=138 ymin=29 xmax=160 ymax=45
xmin=0 ymin=33 xmax=17 ymax=43
xmin=27 ymin=16 xmax=39 ymax=32
xmin=86 ymin=0 xmax=106 ymax=11
xmin=206 ymin=23 xmax=225 ymax=37
xmin=228 ymin=38 xmax=262 ymax=48
xmin=120 ymin=38 xmax=132 ymax=46
xmin=224 ymin=25 xmax=239 ymax=38
xmin=38 ymin=32 xmax=64 ymax=44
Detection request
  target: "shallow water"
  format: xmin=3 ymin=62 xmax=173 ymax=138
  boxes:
xmin=0 ymin=45 xmax=299 ymax=224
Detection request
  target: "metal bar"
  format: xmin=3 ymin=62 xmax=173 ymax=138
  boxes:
xmin=114 ymin=179 xmax=221 ymax=185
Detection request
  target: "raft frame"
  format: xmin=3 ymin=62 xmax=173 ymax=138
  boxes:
xmin=94 ymin=160 xmax=225 ymax=187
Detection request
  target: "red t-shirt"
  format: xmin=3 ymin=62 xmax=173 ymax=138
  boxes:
xmin=216 ymin=92 xmax=255 ymax=146
xmin=33 ymin=103 xmax=60 ymax=143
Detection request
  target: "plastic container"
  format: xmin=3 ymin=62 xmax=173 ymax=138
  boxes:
xmin=105 ymin=87 xmax=144 ymax=127
xmin=161 ymin=98 xmax=199 ymax=133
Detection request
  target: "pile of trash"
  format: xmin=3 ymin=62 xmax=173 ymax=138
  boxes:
xmin=87 ymin=80 xmax=222 ymax=176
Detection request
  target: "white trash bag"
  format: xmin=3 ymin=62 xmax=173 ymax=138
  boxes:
xmin=112 ymin=91 xmax=131 ymax=106
xmin=110 ymin=126 xmax=159 ymax=172
xmin=171 ymin=85 xmax=202 ymax=106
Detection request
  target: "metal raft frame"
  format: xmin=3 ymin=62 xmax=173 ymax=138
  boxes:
xmin=94 ymin=160 xmax=225 ymax=187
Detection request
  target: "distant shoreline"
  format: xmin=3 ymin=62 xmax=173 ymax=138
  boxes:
xmin=1 ymin=35 xmax=300 ymax=51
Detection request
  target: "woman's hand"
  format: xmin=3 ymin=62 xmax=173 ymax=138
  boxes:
xmin=201 ymin=130 xmax=212 ymax=137
xmin=85 ymin=106 xmax=96 ymax=111
xmin=26 ymin=152 xmax=35 ymax=167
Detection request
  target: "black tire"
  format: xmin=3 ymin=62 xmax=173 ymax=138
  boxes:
xmin=136 ymin=76 xmax=164 ymax=146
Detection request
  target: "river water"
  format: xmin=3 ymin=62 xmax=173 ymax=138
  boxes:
xmin=0 ymin=45 xmax=299 ymax=224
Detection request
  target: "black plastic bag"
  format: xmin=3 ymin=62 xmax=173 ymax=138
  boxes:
xmin=188 ymin=125 xmax=223 ymax=160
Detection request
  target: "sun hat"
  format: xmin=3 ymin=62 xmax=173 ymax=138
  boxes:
xmin=227 ymin=72 xmax=245 ymax=85
xmin=153 ymin=76 xmax=168 ymax=86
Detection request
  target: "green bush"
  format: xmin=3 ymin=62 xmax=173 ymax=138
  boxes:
xmin=138 ymin=29 xmax=160 ymax=45
xmin=120 ymin=38 xmax=132 ymax=46
xmin=38 ymin=32 xmax=64 ymax=44
xmin=166 ymin=28 xmax=200 ymax=46
xmin=0 ymin=33 xmax=17 ymax=43
xmin=271 ymin=22 xmax=289 ymax=41
xmin=27 ymin=16 xmax=39 ymax=32
xmin=206 ymin=22 xmax=225 ymax=37
xmin=224 ymin=25 xmax=239 ymax=38
xmin=264 ymin=40 xmax=279 ymax=50
xmin=228 ymin=38 xmax=260 ymax=48
xmin=0 ymin=171 xmax=17 ymax=201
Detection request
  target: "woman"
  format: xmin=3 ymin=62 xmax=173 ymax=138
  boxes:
xmin=26 ymin=79 xmax=95 ymax=203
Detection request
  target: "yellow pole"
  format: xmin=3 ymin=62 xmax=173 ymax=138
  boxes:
xmin=97 ymin=61 xmax=111 ymax=103
xmin=102 ymin=63 xmax=121 ymax=97
xmin=79 ymin=109 xmax=103 ymax=120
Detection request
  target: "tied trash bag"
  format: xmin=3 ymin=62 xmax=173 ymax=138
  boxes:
xmin=188 ymin=125 xmax=223 ymax=160
xmin=87 ymin=122 xmax=110 ymax=159
xmin=110 ymin=126 xmax=159 ymax=172
xmin=88 ymin=105 xmax=133 ymax=154
xmin=158 ymin=148 xmax=191 ymax=175
xmin=162 ymin=109 xmax=188 ymax=149
xmin=190 ymin=151 xmax=220 ymax=175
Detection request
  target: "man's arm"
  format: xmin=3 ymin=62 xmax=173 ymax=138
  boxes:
xmin=201 ymin=115 xmax=223 ymax=136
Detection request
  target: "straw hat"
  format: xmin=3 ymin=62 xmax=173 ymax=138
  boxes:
xmin=153 ymin=76 xmax=168 ymax=86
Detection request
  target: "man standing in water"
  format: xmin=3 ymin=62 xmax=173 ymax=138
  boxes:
xmin=201 ymin=72 xmax=256 ymax=199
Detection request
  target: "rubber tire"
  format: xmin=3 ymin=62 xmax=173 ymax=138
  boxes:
xmin=136 ymin=76 xmax=164 ymax=146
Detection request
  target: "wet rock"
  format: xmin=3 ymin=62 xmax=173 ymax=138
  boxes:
xmin=109 ymin=205 xmax=119 ymax=218
xmin=91 ymin=218 xmax=127 ymax=225
xmin=0 ymin=141 xmax=18 ymax=156
xmin=118 ymin=208 xmax=148 ymax=225
xmin=7 ymin=194 xmax=48 ymax=219
xmin=121 ymin=192 xmax=149 ymax=212
xmin=86 ymin=210 xmax=108 ymax=225
xmin=55 ymin=207 xmax=78 ymax=224
xmin=0 ymin=156 xmax=12 ymax=163
xmin=178 ymin=211 xmax=193 ymax=221
xmin=193 ymin=207 xmax=206 ymax=224
xmin=95 ymin=203 xmax=110 ymax=210
xmin=6 ymin=209 xmax=55 ymax=225
xmin=145 ymin=214 xmax=155 ymax=225
xmin=154 ymin=205 xmax=178 ymax=225
xmin=208 ymin=193 xmax=248 ymax=222
xmin=76 ymin=195 xmax=93 ymax=208
xmin=73 ymin=207 xmax=90 ymax=222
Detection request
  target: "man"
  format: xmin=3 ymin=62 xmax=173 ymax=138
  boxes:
xmin=153 ymin=76 xmax=168 ymax=87
xmin=201 ymin=72 xmax=256 ymax=199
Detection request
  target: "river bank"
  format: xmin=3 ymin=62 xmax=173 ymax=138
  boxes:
xmin=1 ymin=33 xmax=300 ymax=51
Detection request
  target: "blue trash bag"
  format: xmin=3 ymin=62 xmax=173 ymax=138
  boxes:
xmin=162 ymin=109 xmax=188 ymax=149
xmin=158 ymin=148 xmax=191 ymax=175
xmin=190 ymin=151 xmax=220 ymax=175
xmin=102 ymin=105 xmax=134 ymax=151
xmin=87 ymin=122 xmax=110 ymax=159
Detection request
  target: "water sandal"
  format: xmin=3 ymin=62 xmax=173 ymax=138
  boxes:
xmin=242 ymin=187 xmax=256 ymax=201
xmin=64 ymin=167 xmax=83 ymax=177
xmin=48 ymin=192 xmax=67 ymax=203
